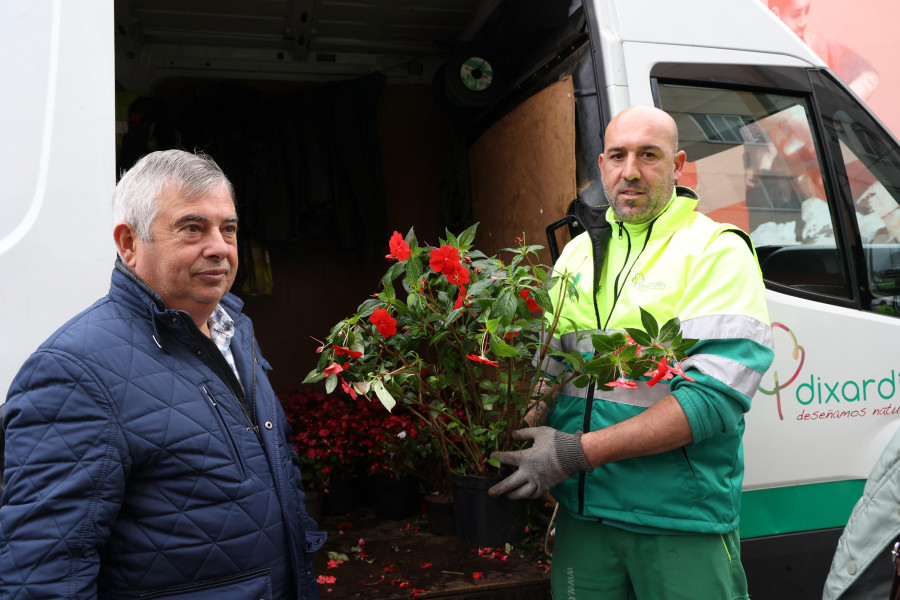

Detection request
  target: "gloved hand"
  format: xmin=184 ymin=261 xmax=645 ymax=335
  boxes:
xmin=488 ymin=426 xmax=593 ymax=500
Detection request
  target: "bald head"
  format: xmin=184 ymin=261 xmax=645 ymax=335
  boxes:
xmin=605 ymin=105 xmax=680 ymax=155
xmin=598 ymin=105 xmax=686 ymax=224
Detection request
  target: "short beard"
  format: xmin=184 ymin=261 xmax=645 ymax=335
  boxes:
xmin=604 ymin=172 xmax=675 ymax=224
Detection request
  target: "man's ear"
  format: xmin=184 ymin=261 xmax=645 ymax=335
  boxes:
xmin=673 ymin=150 xmax=687 ymax=182
xmin=114 ymin=223 xmax=139 ymax=268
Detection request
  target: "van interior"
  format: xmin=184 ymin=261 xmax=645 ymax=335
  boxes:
xmin=114 ymin=0 xmax=599 ymax=390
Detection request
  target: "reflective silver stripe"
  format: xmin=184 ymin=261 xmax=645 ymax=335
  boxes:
xmin=556 ymin=329 xmax=606 ymax=353
xmin=536 ymin=329 xmax=606 ymax=377
xmin=681 ymin=354 xmax=763 ymax=398
xmin=680 ymin=315 xmax=773 ymax=349
xmin=559 ymin=378 xmax=671 ymax=408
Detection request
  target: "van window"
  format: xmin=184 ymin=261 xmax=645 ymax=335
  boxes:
xmin=811 ymin=72 xmax=900 ymax=316
xmin=657 ymin=83 xmax=852 ymax=299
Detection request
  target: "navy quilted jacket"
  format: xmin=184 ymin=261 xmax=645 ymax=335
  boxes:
xmin=0 ymin=262 xmax=325 ymax=599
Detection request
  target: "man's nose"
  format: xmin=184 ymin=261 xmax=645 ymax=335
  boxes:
xmin=623 ymin=154 xmax=641 ymax=180
xmin=204 ymin=230 xmax=230 ymax=259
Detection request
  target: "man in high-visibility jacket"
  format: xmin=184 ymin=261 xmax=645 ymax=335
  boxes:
xmin=489 ymin=105 xmax=774 ymax=600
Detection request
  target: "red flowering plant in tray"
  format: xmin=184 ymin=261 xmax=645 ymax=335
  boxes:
xmin=303 ymin=224 xmax=696 ymax=482
xmin=280 ymin=387 xmax=371 ymax=492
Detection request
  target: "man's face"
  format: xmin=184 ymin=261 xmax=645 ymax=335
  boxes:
xmin=599 ymin=111 xmax=685 ymax=224
xmin=773 ymin=0 xmax=811 ymax=40
xmin=130 ymin=183 xmax=238 ymax=318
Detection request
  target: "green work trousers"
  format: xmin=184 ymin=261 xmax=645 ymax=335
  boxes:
xmin=550 ymin=508 xmax=749 ymax=600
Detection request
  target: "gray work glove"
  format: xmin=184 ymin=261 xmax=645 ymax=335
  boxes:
xmin=488 ymin=426 xmax=593 ymax=500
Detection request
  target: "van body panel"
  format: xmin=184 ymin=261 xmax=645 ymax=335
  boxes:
xmin=0 ymin=0 xmax=115 ymax=396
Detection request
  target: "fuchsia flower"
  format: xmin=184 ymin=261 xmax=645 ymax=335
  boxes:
xmin=667 ymin=362 xmax=696 ymax=383
xmin=386 ymin=231 xmax=411 ymax=261
xmin=334 ymin=345 xmax=363 ymax=358
xmin=370 ymin=308 xmax=397 ymax=337
xmin=606 ymin=377 xmax=638 ymax=389
xmin=466 ymin=354 xmax=499 ymax=367
xmin=646 ymin=358 xmax=669 ymax=387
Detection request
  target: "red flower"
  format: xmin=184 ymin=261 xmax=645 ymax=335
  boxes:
xmin=667 ymin=362 xmax=696 ymax=383
xmin=341 ymin=379 xmax=358 ymax=399
xmin=466 ymin=354 xmax=498 ymax=367
xmin=454 ymin=285 xmax=468 ymax=310
xmin=473 ymin=572 xmax=484 ymax=580
xmin=519 ymin=289 xmax=539 ymax=312
xmin=446 ymin=266 xmax=470 ymax=286
xmin=324 ymin=363 xmax=345 ymax=376
xmin=429 ymin=245 xmax=461 ymax=275
xmin=334 ymin=345 xmax=363 ymax=358
xmin=317 ymin=575 xmax=337 ymax=584
xmin=646 ymin=358 xmax=669 ymax=387
xmin=386 ymin=231 xmax=411 ymax=261
xmin=370 ymin=308 xmax=397 ymax=337
xmin=606 ymin=377 xmax=638 ymax=389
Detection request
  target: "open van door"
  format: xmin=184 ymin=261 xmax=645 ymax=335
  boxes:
xmin=0 ymin=1 xmax=115 ymax=396
xmin=581 ymin=0 xmax=900 ymax=594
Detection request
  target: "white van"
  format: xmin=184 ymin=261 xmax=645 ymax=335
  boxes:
xmin=3 ymin=0 xmax=897 ymax=596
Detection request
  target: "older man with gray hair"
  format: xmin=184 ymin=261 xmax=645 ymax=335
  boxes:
xmin=0 ymin=149 xmax=324 ymax=599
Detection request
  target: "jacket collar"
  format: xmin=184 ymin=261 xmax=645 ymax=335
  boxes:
xmin=605 ymin=186 xmax=700 ymax=236
xmin=110 ymin=258 xmax=245 ymax=322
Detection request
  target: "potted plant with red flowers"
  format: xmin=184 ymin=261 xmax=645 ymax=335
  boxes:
xmin=303 ymin=224 xmax=696 ymax=544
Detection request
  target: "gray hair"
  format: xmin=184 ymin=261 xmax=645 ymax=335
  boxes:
xmin=112 ymin=150 xmax=235 ymax=241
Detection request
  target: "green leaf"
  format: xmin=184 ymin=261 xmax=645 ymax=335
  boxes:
xmin=404 ymin=255 xmax=422 ymax=286
xmin=624 ymin=328 xmax=653 ymax=347
xmin=626 ymin=358 xmax=657 ymax=380
xmin=302 ymin=368 xmax=324 ymax=384
xmin=407 ymin=292 xmax=420 ymax=312
xmin=325 ymin=372 xmax=338 ymax=394
xmin=639 ymin=307 xmax=660 ymax=339
xmin=489 ymin=335 xmax=520 ymax=358
xmin=591 ymin=334 xmax=622 ymax=354
xmin=487 ymin=456 xmax=501 ymax=469
xmin=466 ymin=278 xmax=493 ymax=298
xmin=372 ymin=379 xmax=396 ymax=412
xmin=572 ymin=374 xmax=591 ymax=388
xmin=457 ymin=222 xmax=479 ymax=248
xmin=485 ymin=318 xmax=500 ymax=334
xmin=531 ymin=288 xmax=552 ymax=312
xmin=495 ymin=287 xmax=518 ymax=325
xmin=659 ymin=317 xmax=682 ymax=344
xmin=674 ymin=337 xmax=699 ymax=356
xmin=582 ymin=361 xmax=617 ymax=384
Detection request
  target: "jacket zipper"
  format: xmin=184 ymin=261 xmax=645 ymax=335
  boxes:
xmin=202 ymin=385 xmax=248 ymax=478
xmin=183 ymin=312 xmax=261 ymax=442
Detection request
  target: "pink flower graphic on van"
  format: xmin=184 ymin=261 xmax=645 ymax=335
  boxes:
xmin=757 ymin=322 xmax=805 ymax=420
